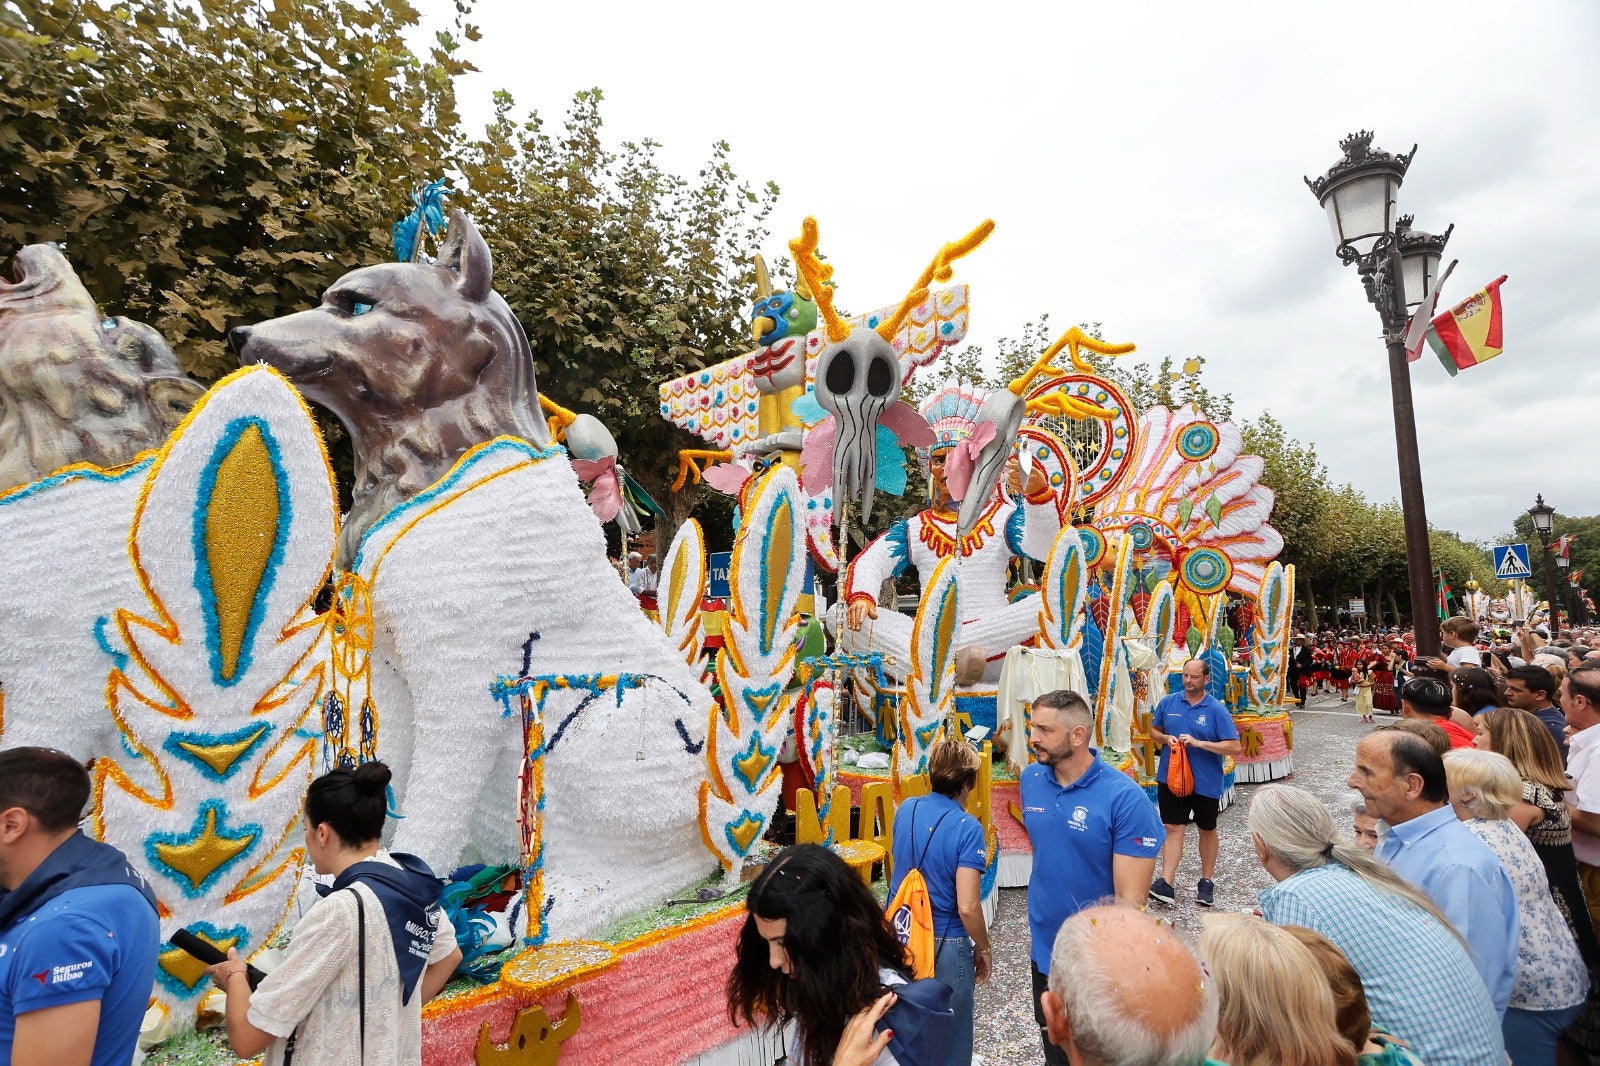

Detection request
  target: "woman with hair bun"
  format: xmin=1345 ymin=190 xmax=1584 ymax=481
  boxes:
xmin=887 ymin=738 xmax=991 ymax=1066
xmin=205 ymin=762 xmax=462 ymax=1065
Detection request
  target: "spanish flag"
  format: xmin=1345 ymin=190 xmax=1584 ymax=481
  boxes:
xmin=1427 ymin=275 xmax=1507 ymax=376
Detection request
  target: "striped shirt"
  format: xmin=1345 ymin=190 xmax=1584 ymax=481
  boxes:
xmin=1260 ymin=864 xmax=1505 ymax=1066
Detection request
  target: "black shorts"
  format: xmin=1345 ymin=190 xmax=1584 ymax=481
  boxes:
xmin=1157 ymin=782 xmax=1220 ymax=831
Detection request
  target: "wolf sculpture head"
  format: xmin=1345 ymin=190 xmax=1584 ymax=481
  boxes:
xmin=231 ymin=210 xmax=548 ymax=564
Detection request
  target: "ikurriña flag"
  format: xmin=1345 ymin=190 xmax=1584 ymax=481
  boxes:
xmin=1428 ymin=275 xmax=1507 ymax=376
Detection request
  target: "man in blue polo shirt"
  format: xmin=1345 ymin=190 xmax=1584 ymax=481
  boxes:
xmin=0 ymin=748 xmax=160 ymax=1066
xmin=1148 ymin=658 xmax=1241 ymax=909
xmin=1021 ymin=689 xmax=1164 ymax=1066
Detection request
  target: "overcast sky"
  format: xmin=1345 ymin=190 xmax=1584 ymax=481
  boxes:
xmin=416 ymin=0 xmax=1600 ymax=543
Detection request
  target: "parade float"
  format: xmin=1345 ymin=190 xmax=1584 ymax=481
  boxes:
xmin=660 ymin=216 xmax=1296 ymax=889
xmin=0 ymin=205 xmax=1291 ymax=1065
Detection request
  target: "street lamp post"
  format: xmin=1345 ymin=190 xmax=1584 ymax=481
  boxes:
xmin=1558 ymin=554 xmax=1571 ymax=629
xmin=1528 ymin=494 xmax=1561 ymax=635
xmin=1307 ymin=132 xmax=1453 ymax=656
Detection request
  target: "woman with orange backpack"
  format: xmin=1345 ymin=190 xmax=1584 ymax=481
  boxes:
xmin=885 ymin=739 xmax=993 ymax=1066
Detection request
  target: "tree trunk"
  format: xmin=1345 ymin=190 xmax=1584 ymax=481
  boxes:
xmin=659 ymin=482 xmax=695 ymax=551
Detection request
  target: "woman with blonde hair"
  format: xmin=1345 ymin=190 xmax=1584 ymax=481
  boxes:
xmin=1198 ymin=916 xmax=1356 ymax=1066
xmin=1279 ymin=925 xmax=1424 ymax=1065
xmin=1247 ymin=784 xmax=1504 ymax=1065
xmin=1445 ymin=748 xmax=1588 ymax=1065
xmin=885 ymin=738 xmax=990 ymax=1066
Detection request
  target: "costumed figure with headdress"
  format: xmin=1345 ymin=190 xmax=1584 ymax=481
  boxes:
xmin=839 ymin=383 xmax=1061 ymax=684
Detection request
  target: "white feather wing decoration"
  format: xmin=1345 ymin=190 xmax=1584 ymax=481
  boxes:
xmin=659 ymin=518 xmax=707 ymax=671
xmin=699 ymin=467 xmax=807 ymax=882
xmin=1095 ymin=404 xmax=1282 ymax=597
xmin=1249 ymin=562 xmax=1294 ymax=709
xmin=1037 ymin=525 xmax=1090 ymax=653
xmin=899 ymin=556 xmax=960 ymax=784
xmin=94 ymin=366 xmax=334 ymax=1027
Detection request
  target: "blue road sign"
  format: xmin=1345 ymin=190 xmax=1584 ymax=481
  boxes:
xmin=708 ymin=551 xmax=732 ymax=598
xmin=1494 ymin=543 xmax=1533 ymax=580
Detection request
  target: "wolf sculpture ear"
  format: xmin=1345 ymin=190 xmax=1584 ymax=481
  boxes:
xmin=438 ymin=208 xmax=493 ymax=303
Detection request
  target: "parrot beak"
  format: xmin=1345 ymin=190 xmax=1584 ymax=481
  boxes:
xmin=956 ymin=390 xmax=1026 ymax=538
xmin=752 ymin=315 xmax=776 ymax=347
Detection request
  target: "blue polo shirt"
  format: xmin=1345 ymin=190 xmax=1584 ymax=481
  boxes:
xmin=1020 ymin=754 xmax=1164 ymax=972
xmin=1152 ymin=691 xmax=1238 ymax=799
xmin=0 ymin=883 xmax=159 ymax=1066
xmin=888 ymin=793 xmax=988 ymax=938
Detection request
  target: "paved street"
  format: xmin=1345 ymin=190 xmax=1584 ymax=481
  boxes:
xmin=974 ymin=691 xmax=1378 ymax=1063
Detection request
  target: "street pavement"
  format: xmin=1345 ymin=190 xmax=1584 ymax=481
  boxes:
xmin=973 ymin=689 xmax=1378 ymax=1063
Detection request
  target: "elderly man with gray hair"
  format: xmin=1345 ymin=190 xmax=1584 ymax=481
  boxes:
xmin=1038 ymin=901 xmax=1219 ymax=1066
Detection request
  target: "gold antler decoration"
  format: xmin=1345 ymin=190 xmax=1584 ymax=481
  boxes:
xmin=673 ymin=448 xmax=735 ymax=492
xmin=538 ymin=395 xmax=580 ymax=442
xmin=1009 ymin=325 xmax=1137 ymax=421
xmin=789 ymin=217 xmax=850 ymax=343
xmin=875 ymin=219 xmax=996 ymax=342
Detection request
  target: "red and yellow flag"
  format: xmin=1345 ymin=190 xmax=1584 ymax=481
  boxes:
xmin=1427 ymin=275 xmax=1507 ymax=376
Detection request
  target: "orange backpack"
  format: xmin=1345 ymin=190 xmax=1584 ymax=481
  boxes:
xmin=886 ymin=802 xmax=950 ymax=979
xmin=1167 ymin=741 xmax=1195 ymax=798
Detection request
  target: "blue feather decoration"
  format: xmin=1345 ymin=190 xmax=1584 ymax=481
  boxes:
xmin=1080 ymin=600 xmax=1104 ymax=703
xmin=391 ymin=179 xmax=451 ymax=263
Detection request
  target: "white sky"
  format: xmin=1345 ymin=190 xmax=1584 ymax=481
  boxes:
xmin=417 ymin=0 xmax=1600 ymax=543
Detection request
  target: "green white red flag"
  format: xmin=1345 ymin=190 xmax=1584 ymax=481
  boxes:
xmin=1427 ymin=275 xmax=1507 ymax=376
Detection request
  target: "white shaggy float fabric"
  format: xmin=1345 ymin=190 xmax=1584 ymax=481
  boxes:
xmin=351 ymin=436 xmax=714 ymax=941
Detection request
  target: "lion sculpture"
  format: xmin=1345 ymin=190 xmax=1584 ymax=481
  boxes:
xmin=0 ymin=243 xmax=201 ymax=491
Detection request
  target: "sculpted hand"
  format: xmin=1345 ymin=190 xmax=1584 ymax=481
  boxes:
xmin=846 ymin=599 xmax=878 ymax=632
xmin=1003 ymin=456 xmax=1025 ymax=497
xmin=1022 ymin=464 xmax=1049 ymax=499
xmin=834 ymin=992 xmax=896 ymax=1066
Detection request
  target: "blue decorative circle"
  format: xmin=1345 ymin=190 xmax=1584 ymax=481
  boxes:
xmin=1178 ymin=422 xmax=1220 ymax=461
xmin=1127 ymin=522 xmax=1154 ymax=550
xmin=1079 ymin=527 xmax=1106 ymax=567
xmin=1182 ymin=547 xmax=1232 ymax=594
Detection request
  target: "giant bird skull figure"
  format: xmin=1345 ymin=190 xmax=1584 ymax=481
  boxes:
xmin=787 ymin=214 xmax=995 ymax=530
xmin=955 ymin=388 xmax=1026 ymax=538
xmin=813 ymin=328 xmax=901 ymax=522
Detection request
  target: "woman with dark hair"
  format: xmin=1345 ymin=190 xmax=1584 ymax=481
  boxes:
xmin=1452 ymin=666 xmax=1501 ymax=717
xmin=205 ymin=762 xmax=461 ymax=1065
xmin=729 ymin=844 xmax=923 ymax=1066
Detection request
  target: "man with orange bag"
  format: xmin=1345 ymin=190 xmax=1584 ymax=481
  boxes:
xmin=1148 ymin=659 xmax=1242 ymax=909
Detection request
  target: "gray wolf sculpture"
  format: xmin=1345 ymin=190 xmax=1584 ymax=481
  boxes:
xmin=232 ymin=211 xmax=712 ymax=938
xmin=230 ymin=211 xmax=547 ymax=567
xmin=0 ymin=243 xmax=201 ymax=492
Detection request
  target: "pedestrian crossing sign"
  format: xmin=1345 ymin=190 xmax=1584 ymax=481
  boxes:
xmin=1494 ymin=543 xmax=1532 ymax=580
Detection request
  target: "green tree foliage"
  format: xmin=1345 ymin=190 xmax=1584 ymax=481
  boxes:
xmin=1506 ymin=511 xmax=1600 ymax=621
xmin=454 ymin=88 xmax=779 ymax=525
xmin=1 ymin=0 xmax=472 ymax=379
